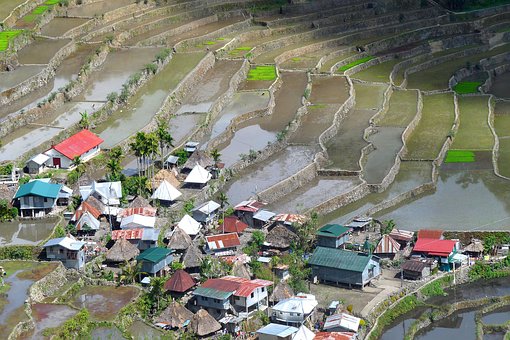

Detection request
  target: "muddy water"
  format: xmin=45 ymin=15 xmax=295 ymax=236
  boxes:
xmin=416 ymin=310 xmax=477 ymax=340
xmin=72 ymin=285 xmax=139 ymax=321
xmin=20 ymin=304 xmax=77 ymax=339
xmin=363 ymin=127 xmax=404 ymax=184
xmin=201 ymin=91 xmax=270 ymax=148
xmin=41 ymin=18 xmax=90 ymax=37
xmin=67 ymin=0 xmax=134 ymax=17
xmin=0 ymin=102 xmax=100 ymax=161
xmin=380 ymin=307 xmax=429 ymax=340
xmin=128 ymin=320 xmax=164 ymax=339
xmin=176 ymin=59 xmax=242 ymax=114
xmin=267 ymin=177 xmax=361 ymax=214
xmin=0 ymin=218 xmax=57 ymax=245
xmin=280 ymin=45 xmax=346 ymax=70
xmin=91 ymin=326 xmax=127 ymax=339
xmin=96 ymin=52 xmax=205 ymax=148
xmin=17 ymin=38 xmax=71 ymax=65
xmin=218 ymin=72 xmax=307 ymax=166
xmin=75 ymin=47 xmax=161 ymax=102
xmin=289 ymin=104 xmax=337 ymax=144
xmin=0 ymin=44 xmax=97 ymax=119
xmin=0 ymin=65 xmax=46 ymax=91
xmin=309 ymin=76 xmax=350 ymax=104
xmin=225 ymin=145 xmax=317 ymax=205
xmin=489 ymin=71 xmax=510 ymax=99
xmin=376 ymin=170 xmax=510 ymax=231
xmin=0 ymin=0 xmax=26 ymax=22
xmin=0 ymin=270 xmax=33 ymax=335
xmin=482 ymin=305 xmax=510 ymax=325
xmin=170 ymin=113 xmax=206 ymax=144
xmin=320 ymin=161 xmax=432 ymax=225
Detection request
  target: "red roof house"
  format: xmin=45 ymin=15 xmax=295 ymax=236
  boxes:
xmin=45 ymin=129 xmax=103 ymax=169
xmin=314 ymin=332 xmax=357 ymax=340
xmin=205 ymin=233 xmax=241 ymax=256
xmin=374 ymin=234 xmax=401 ymax=257
xmin=417 ymin=229 xmax=443 ymax=240
xmin=234 ymin=200 xmax=266 ymax=213
xmin=413 ymin=238 xmax=457 ymax=257
xmin=164 ymin=269 xmax=196 ymax=293
xmin=221 ymin=216 xmax=248 ymax=234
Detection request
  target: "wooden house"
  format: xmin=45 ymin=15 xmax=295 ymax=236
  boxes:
xmin=192 ymin=200 xmax=220 ymax=224
xmin=137 ymin=247 xmax=173 ymax=276
xmin=14 ymin=180 xmax=62 ymax=217
xmin=374 ymin=234 xmax=401 ymax=258
xmin=401 ymin=259 xmax=434 ymax=280
xmin=316 ymin=224 xmax=351 ymax=248
xmin=43 ymin=236 xmax=86 ymax=270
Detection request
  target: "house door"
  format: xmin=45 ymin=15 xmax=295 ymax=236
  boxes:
xmin=53 ymin=158 xmax=61 ymax=168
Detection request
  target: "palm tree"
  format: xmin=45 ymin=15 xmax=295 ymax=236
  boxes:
xmin=106 ymin=147 xmax=124 ymax=181
xmin=149 ymin=276 xmax=166 ymax=311
xmin=217 ymin=192 xmax=229 ymax=233
xmin=210 ymin=149 xmax=221 ymax=164
xmin=145 ymin=132 xmax=160 ymax=180
xmin=130 ymin=132 xmax=147 ymax=177
xmin=156 ymin=118 xmax=174 ymax=166
xmin=79 ymin=111 xmax=90 ymax=129
xmin=71 ymin=156 xmax=85 ymax=175
xmin=119 ymin=260 xmax=144 ymax=284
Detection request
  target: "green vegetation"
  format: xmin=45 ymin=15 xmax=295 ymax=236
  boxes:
xmin=24 ymin=5 xmax=51 ymax=22
xmin=405 ymin=93 xmax=455 ymax=159
xmin=453 ymin=81 xmax=481 ymax=94
xmin=0 ymin=30 xmax=23 ymax=51
xmin=445 ymin=150 xmax=476 ymax=163
xmin=452 ymin=96 xmax=493 ymax=150
xmin=0 ymin=246 xmax=40 ymax=260
xmin=354 ymin=83 xmax=386 ymax=110
xmin=337 ymin=56 xmax=374 ymax=72
xmin=229 ymin=46 xmax=252 ymax=56
xmin=377 ymin=90 xmax=418 ymax=127
xmin=469 ymin=256 xmax=510 ymax=280
xmin=247 ymin=65 xmax=277 ymax=81
xmin=353 ymin=58 xmax=400 ymax=82
xmin=420 ymin=276 xmax=452 ymax=297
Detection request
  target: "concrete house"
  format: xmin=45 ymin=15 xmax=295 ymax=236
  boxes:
xmin=234 ymin=200 xmax=267 ymax=227
xmin=137 ymin=247 xmax=173 ymax=276
xmin=193 ymin=276 xmax=272 ymax=319
xmin=205 ymin=233 xmax=241 ymax=256
xmin=192 ymin=200 xmax=220 ymax=224
xmin=309 ymin=247 xmax=381 ymax=289
xmin=14 ymin=180 xmax=62 ymax=217
xmin=112 ymin=228 xmax=159 ymax=251
xmin=270 ymin=293 xmax=318 ymax=326
xmin=316 ymin=224 xmax=351 ymax=248
xmin=412 ymin=238 xmax=458 ymax=271
xmin=45 ymin=129 xmax=103 ymax=169
xmin=26 ymin=153 xmax=50 ymax=174
xmin=79 ymin=181 xmax=123 ymax=207
xmin=43 ymin=236 xmax=86 ymax=270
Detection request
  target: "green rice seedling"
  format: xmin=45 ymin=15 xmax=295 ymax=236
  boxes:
xmin=445 ymin=150 xmax=475 ymax=163
xmin=0 ymin=30 xmax=23 ymax=51
xmin=337 ymin=56 xmax=374 ymax=72
xmin=453 ymin=81 xmax=481 ymax=94
xmin=247 ymin=65 xmax=276 ymax=81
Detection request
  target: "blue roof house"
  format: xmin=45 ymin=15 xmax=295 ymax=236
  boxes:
xmin=14 ymin=181 xmax=62 ymax=218
xmin=137 ymin=247 xmax=173 ymax=277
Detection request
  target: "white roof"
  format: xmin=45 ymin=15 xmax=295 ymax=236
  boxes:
xmin=194 ymin=200 xmax=220 ymax=214
xmin=29 ymin=153 xmax=50 ymax=165
xmin=43 ymin=236 xmax=85 ymax=251
xmin=323 ymin=313 xmax=361 ymax=333
xmin=120 ymin=214 xmax=156 ymax=229
xmin=272 ymin=293 xmax=318 ymax=315
xmin=292 ymin=325 xmax=315 ymax=340
xmin=177 ymin=214 xmax=202 ymax=235
xmin=79 ymin=181 xmax=122 ymax=205
xmin=184 ymin=164 xmax=211 ymax=184
xmin=166 ymin=155 xmax=179 ymax=164
xmin=257 ymin=324 xmax=298 ymax=337
xmin=76 ymin=210 xmax=100 ymax=231
xmin=151 ymin=180 xmax=182 ymax=201
xmin=253 ymin=209 xmax=275 ymax=222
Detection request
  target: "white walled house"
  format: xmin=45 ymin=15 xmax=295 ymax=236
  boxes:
xmin=45 ymin=129 xmax=103 ymax=169
xmin=270 ymin=294 xmax=318 ymax=326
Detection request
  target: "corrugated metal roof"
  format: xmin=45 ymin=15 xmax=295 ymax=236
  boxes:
xmin=389 ymin=229 xmax=414 ymax=242
xmin=253 ymin=209 xmax=275 ymax=222
xmin=193 ymin=286 xmax=233 ymax=300
xmin=272 ymin=213 xmax=307 ymax=224
xmin=15 ymin=181 xmax=62 ymax=199
xmin=119 ymin=207 xmax=157 ymax=218
xmin=257 ymin=324 xmax=298 ymax=337
xmin=137 ymin=247 xmax=171 ymax=263
xmin=52 ymin=129 xmax=103 ymax=160
xmin=317 ymin=224 xmax=351 ymax=238
xmin=112 ymin=229 xmax=144 ymax=240
xmin=309 ymin=247 xmax=375 ymax=273
xmin=401 ymin=259 xmax=429 ymax=272
xmin=222 ymin=216 xmax=248 ymax=233
xmin=417 ymin=229 xmax=443 ymax=239
xmin=323 ymin=313 xmax=360 ymax=332
xmin=234 ymin=200 xmax=266 ymax=212
xmin=199 ymin=276 xmax=272 ymax=298
xmin=206 ymin=233 xmax=240 ymax=250
xmin=374 ymin=234 xmax=401 ymax=254
xmin=413 ymin=238 xmax=456 ymax=256
xmin=314 ymin=332 xmax=356 ymax=340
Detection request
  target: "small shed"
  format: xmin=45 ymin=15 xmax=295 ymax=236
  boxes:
xmin=120 ymin=214 xmax=156 ymax=229
xmin=417 ymin=229 xmax=443 ymax=240
xmin=184 ymin=164 xmax=212 ymax=188
xmin=316 ymin=224 xmax=351 ymax=249
xmin=323 ymin=313 xmax=361 ymax=333
xmin=151 ymin=180 xmax=182 ymax=204
xmin=401 ymin=259 xmax=434 ymax=280
xmin=137 ymin=247 xmax=173 ymax=276
xmin=105 ymin=238 xmax=140 ymax=263
xmin=274 ymin=264 xmax=290 ymax=281
xmin=152 ymin=168 xmax=180 ymax=189
xmin=265 ymin=225 xmax=299 ymax=251
xmin=253 ymin=209 xmax=276 ymax=228
xmin=374 ymin=234 xmax=401 ymax=258
xmin=389 ymin=229 xmax=414 ymax=247
xmin=234 ymin=200 xmax=267 ymax=227
xmin=164 ymin=269 xmax=196 ymax=293
xmin=156 ymin=301 xmax=194 ymax=329
xmin=463 ymin=239 xmax=484 ymax=257
xmin=26 ymin=153 xmax=50 ymax=174
xmin=345 ymin=217 xmax=372 ymax=234
xmin=190 ymin=309 xmax=221 ymax=337
xmin=184 ymin=141 xmax=200 ymax=153
xmin=192 ymin=200 xmax=220 ymax=224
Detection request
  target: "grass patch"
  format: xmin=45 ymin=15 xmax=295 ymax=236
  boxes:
xmin=24 ymin=5 xmax=51 ymax=22
xmin=337 ymin=56 xmax=374 ymax=72
xmin=445 ymin=150 xmax=476 ymax=163
xmin=0 ymin=30 xmax=23 ymax=51
xmin=377 ymin=90 xmax=418 ymax=127
xmin=44 ymin=0 xmax=61 ymax=4
xmin=452 ymin=96 xmax=493 ymax=150
xmin=454 ymin=81 xmax=481 ymax=94
xmin=420 ymin=276 xmax=452 ymax=297
xmin=204 ymin=41 xmax=216 ymax=45
xmin=247 ymin=65 xmax=276 ymax=81
xmin=291 ymin=57 xmax=301 ymax=62
xmin=353 ymin=58 xmax=400 ymax=82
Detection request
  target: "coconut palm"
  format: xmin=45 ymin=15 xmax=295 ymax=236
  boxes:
xmin=79 ymin=111 xmax=90 ymax=129
xmin=119 ymin=260 xmax=144 ymax=284
xmin=156 ymin=118 xmax=174 ymax=166
xmin=106 ymin=147 xmax=124 ymax=181
xmin=145 ymin=132 xmax=160 ymax=180
xmin=210 ymin=149 xmax=221 ymax=164
xmin=149 ymin=276 xmax=166 ymax=311
xmin=130 ymin=132 xmax=147 ymax=177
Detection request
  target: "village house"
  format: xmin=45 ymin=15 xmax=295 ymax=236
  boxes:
xmin=184 ymin=164 xmax=212 ymax=188
xmin=26 ymin=153 xmax=50 ymax=174
xmin=156 ymin=301 xmax=194 ymax=330
xmin=151 ymin=180 xmax=182 ymax=205
xmin=269 ymin=281 xmax=294 ymax=305
xmin=165 ymin=227 xmax=192 ymax=253
xmin=205 ymin=233 xmax=241 ymax=256
xmin=270 ymin=293 xmax=318 ymax=326
xmin=111 ymin=228 xmax=159 ymax=251
xmin=401 ymin=258 xmax=435 ymax=280
xmin=80 ymin=181 xmax=123 ymax=207
xmin=323 ymin=313 xmax=361 ymax=333
xmin=316 ymin=224 xmax=351 ymax=249
xmin=256 ymin=324 xmax=299 ymax=340
xmin=374 ymin=234 xmax=401 ymax=259
xmin=221 ymin=216 xmax=248 ymax=234
xmin=182 ymin=244 xmax=204 ymax=273
xmin=14 ymin=180 xmax=63 ymax=217
xmin=137 ymin=247 xmax=173 ymax=276
xmin=192 ymin=276 xmax=273 ymax=318
xmin=309 ymin=247 xmax=381 ymax=289
xmin=253 ymin=209 xmax=276 ymax=228
xmin=105 ymin=238 xmax=140 ymax=264
xmin=177 ymin=214 xmax=202 ymax=236
xmin=120 ymin=214 xmax=156 ymax=229
xmin=164 ymin=269 xmax=196 ymax=295
xmin=43 ymin=236 xmax=86 ymax=270
xmin=44 ymin=129 xmax=103 ymax=169
xmin=182 ymin=150 xmax=214 ymax=173
xmin=345 ymin=217 xmax=372 ymax=234
xmin=417 ymin=229 xmax=444 ymax=240
xmin=192 ymin=200 xmax=220 ymax=224
xmin=265 ymin=225 xmax=299 ymax=252
xmin=389 ymin=229 xmax=414 ymax=247
xmin=234 ymin=200 xmax=267 ymax=227
xmin=314 ymin=332 xmax=356 ymax=340
xmin=412 ymin=238 xmax=458 ymax=270
xmin=71 ymin=201 xmax=102 ymax=234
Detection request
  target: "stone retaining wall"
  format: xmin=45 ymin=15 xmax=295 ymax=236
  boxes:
xmin=2 ymin=0 xmax=45 ymax=27
xmin=29 ymin=262 xmax=67 ymax=302
xmin=312 ymin=182 xmax=370 ymax=215
xmin=0 ymin=40 xmax=78 ymax=106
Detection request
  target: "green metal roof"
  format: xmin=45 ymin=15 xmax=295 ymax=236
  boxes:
xmin=137 ymin=247 xmax=171 ymax=264
xmin=14 ymin=181 xmax=62 ymax=199
xmin=309 ymin=247 xmax=373 ymax=273
xmin=193 ymin=286 xmax=233 ymax=300
xmin=316 ymin=224 xmax=351 ymax=238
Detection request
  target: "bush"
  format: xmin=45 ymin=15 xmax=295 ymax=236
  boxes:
xmin=0 ymin=246 xmax=40 ymax=260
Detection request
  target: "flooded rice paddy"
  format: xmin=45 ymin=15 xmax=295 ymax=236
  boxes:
xmin=0 ymin=65 xmax=46 ymax=92
xmin=489 ymin=71 xmax=510 ymax=98
xmin=0 ymin=218 xmax=58 ymax=246
xmin=40 ymin=18 xmax=90 ymax=37
xmin=128 ymin=320 xmax=164 ymax=339
xmin=16 ymin=38 xmax=70 ymax=65
xmin=67 ymin=0 xmax=134 ymax=17
xmin=363 ymin=127 xmax=404 ymax=184
xmin=21 ymin=304 xmax=78 ymax=339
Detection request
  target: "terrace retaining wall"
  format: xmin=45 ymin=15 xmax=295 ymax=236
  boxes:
xmin=29 ymin=262 xmax=67 ymax=302
xmin=2 ymin=0 xmax=45 ymax=28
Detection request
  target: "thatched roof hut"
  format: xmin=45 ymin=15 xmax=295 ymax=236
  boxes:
xmin=182 ymin=151 xmax=214 ymax=172
xmin=156 ymin=301 xmax=194 ymax=329
xmin=166 ymin=227 xmax=193 ymax=251
xmin=464 ymin=239 xmax=484 ymax=254
xmin=182 ymin=244 xmax=203 ymax=269
xmin=190 ymin=309 xmax=221 ymax=336
xmin=269 ymin=281 xmax=294 ymax=304
xmin=129 ymin=195 xmax=152 ymax=209
xmin=266 ymin=225 xmax=299 ymax=249
xmin=105 ymin=238 xmax=140 ymax=262
xmin=232 ymin=260 xmax=251 ymax=279
xmin=152 ymin=169 xmax=181 ymax=189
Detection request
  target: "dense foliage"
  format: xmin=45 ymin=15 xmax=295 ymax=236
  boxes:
xmin=469 ymin=256 xmax=510 ymax=280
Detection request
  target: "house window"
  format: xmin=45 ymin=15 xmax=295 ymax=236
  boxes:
xmin=297 ymin=313 xmax=301 ymax=316
xmin=201 ymin=296 xmax=208 ymax=301
xmin=214 ymin=299 xmax=220 ymax=303
xmin=44 ymin=198 xmax=48 ymax=203
xmin=261 ymin=287 xmax=265 ymax=292
xmin=59 ymin=249 xmax=64 ymax=254
xmin=250 ymin=292 xmax=254 ymax=298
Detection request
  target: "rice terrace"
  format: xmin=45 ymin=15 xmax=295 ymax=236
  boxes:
xmin=0 ymin=0 xmax=510 ymax=339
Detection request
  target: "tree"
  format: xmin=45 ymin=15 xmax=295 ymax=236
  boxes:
xmin=149 ymin=276 xmax=166 ymax=311
xmin=119 ymin=260 xmax=144 ymax=284
xmin=217 ymin=192 xmax=229 ymax=209
xmin=106 ymin=147 xmax=124 ymax=181
xmin=130 ymin=132 xmax=148 ymax=177
xmin=156 ymin=118 xmax=174 ymax=166
xmin=295 ymin=212 xmax=318 ymax=252
xmin=210 ymin=149 xmax=221 ymax=164
xmin=200 ymin=256 xmax=231 ymax=280
xmin=71 ymin=156 xmax=85 ymax=176
xmin=79 ymin=111 xmax=90 ymax=129
xmin=382 ymin=219 xmax=396 ymax=235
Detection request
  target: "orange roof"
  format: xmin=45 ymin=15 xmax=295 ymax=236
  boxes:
xmin=314 ymin=332 xmax=356 ymax=340
xmin=417 ymin=229 xmax=443 ymax=239
xmin=221 ymin=216 xmax=248 ymax=233
xmin=206 ymin=233 xmax=241 ymax=250
xmin=200 ymin=276 xmax=272 ymax=297
xmin=118 ymin=207 xmax=157 ymax=218
xmin=52 ymin=129 xmax=103 ymax=160
xmin=112 ymin=229 xmax=144 ymax=240
xmin=72 ymin=201 xmax=101 ymax=221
